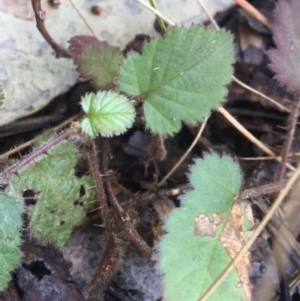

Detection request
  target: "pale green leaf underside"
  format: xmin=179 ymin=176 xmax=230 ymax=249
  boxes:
xmin=81 ymin=91 xmax=135 ymax=137
xmin=0 ymin=192 xmax=23 ymax=291
xmin=157 ymin=154 xmax=243 ymax=301
xmin=10 ymin=138 xmax=96 ymax=248
xmin=119 ymin=26 xmax=234 ymax=135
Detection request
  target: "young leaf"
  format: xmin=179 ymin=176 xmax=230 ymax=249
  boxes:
xmin=267 ymin=0 xmax=300 ymax=92
xmin=81 ymin=91 xmax=135 ymax=137
xmin=119 ymin=26 xmax=234 ymax=135
xmin=0 ymin=192 xmax=23 ymax=291
xmin=156 ymin=154 xmax=250 ymax=301
xmin=68 ymin=36 xmax=122 ymax=89
xmin=9 ymin=137 xmax=96 ymax=248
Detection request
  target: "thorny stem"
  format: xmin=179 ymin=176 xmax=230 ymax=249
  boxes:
xmin=0 ymin=113 xmax=81 ymax=160
xmin=271 ymin=95 xmax=300 ymax=300
xmin=84 ymin=235 xmax=121 ymax=300
xmin=85 ymin=138 xmax=116 ymax=301
xmin=275 ymin=94 xmax=300 ymax=183
xmin=102 ymin=138 xmax=152 ymax=260
xmin=85 ymin=138 xmax=151 ymax=300
xmin=105 ymin=178 xmax=152 ymax=260
xmin=0 ymin=129 xmax=75 ymax=185
xmin=121 ymin=181 xmax=289 ymax=211
xmin=31 ymin=0 xmax=70 ymax=58
xmin=86 ymin=138 xmax=108 ymax=223
xmin=238 ymin=181 xmax=287 ymax=200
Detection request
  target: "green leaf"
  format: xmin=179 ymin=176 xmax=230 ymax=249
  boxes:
xmin=0 ymin=192 xmax=23 ymax=291
xmin=157 ymin=154 xmax=245 ymax=301
xmin=267 ymin=0 xmax=300 ymax=92
xmin=9 ymin=137 xmax=96 ymax=248
xmin=68 ymin=36 xmax=122 ymax=89
xmin=81 ymin=91 xmax=135 ymax=137
xmin=119 ymin=26 xmax=234 ymax=135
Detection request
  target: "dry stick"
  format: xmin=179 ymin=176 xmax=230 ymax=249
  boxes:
xmin=271 ymin=96 xmax=300 ymax=299
xmin=218 ymin=107 xmax=275 ymax=156
xmin=31 ymin=0 xmax=70 ymax=58
xmin=233 ymin=0 xmax=271 ymax=29
xmin=198 ymin=162 xmax=300 ymax=301
xmin=0 ymin=129 xmax=76 ymax=184
xmin=254 ymin=199 xmax=300 ymax=296
xmin=123 ymin=180 xmax=288 ymax=210
xmin=0 ymin=114 xmax=81 ymax=160
xmin=275 ymin=95 xmax=300 ymax=182
xmin=135 ymin=0 xmax=174 ymax=26
xmin=105 ymin=177 xmax=152 ymax=260
xmin=68 ymin=0 xmax=99 ymax=37
xmin=101 ymin=139 xmax=152 ymax=260
xmin=195 ymin=0 xmax=220 ymax=29
xmin=232 ymin=75 xmax=289 ymax=113
xmin=158 ymin=119 xmax=208 ymax=187
xmin=85 ymin=140 xmax=118 ymax=300
xmin=218 ymin=107 xmax=295 ymax=171
xmin=85 ymin=235 xmax=121 ymax=299
xmin=149 ymin=0 xmax=167 ymax=33
xmin=238 ymin=181 xmax=287 ymax=200
xmin=87 ymin=138 xmax=108 ymax=221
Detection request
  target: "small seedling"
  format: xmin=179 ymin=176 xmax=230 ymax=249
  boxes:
xmin=0 ymin=8 xmax=262 ymax=300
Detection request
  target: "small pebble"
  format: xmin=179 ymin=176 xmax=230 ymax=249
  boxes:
xmin=91 ymin=5 xmax=103 ymax=16
xmin=48 ymin=0 xmax=61 ymax=8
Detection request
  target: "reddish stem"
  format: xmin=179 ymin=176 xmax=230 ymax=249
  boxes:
xmin=31 ymin=0 xmax=70 ymax=58
xmin=0 ymin=130 xmax=75 ymax=184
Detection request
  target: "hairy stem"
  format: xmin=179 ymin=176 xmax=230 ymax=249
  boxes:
xmin=84 ymin=235 xmax=121 ymax=300
xmin=86 ymin=138 xmax=108 ymax=223
xmin=102 ymin=139 xmax=152 ymax=260
xmin=0 ymin=130 xmax=75 ymax=185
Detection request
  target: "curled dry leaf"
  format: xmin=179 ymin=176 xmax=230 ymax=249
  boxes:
xmin=220 ymin=203 xmax=253 ymax=301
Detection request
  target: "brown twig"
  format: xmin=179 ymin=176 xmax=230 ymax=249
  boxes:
xmin=275 ymin=94 xmax=300 ymax=183
xmin=85 ymin=137 xmax=152 ymax=299
xmin=85 ymin=138 xmax=118 ymax=300
xmin=84 ymin=235 xmax=121 ymax=300
xmin=121 ymin=180 xmax=288 ymax=211
xmin=31 ymin=0 xmax=70 ymax=58
xmin=233 ymin=0 xmax=271 ymax=29
xmin=102 ymin=138 xmax=152 ymax=260
xmin=0 ymin=114 xmax=81 ymax=160
xmin=0 ymin=129 xmax=75 ymax=185
xmin=238 ymin=181 xmax=287 ymax=200
xmin=86 ymin=138 xmax=108 ymax=222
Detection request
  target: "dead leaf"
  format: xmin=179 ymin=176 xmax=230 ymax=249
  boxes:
xmin=194 ymin=213 xmax=223 ymax=237
xmin=220 ymin=203 xmax=253 ymax=301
